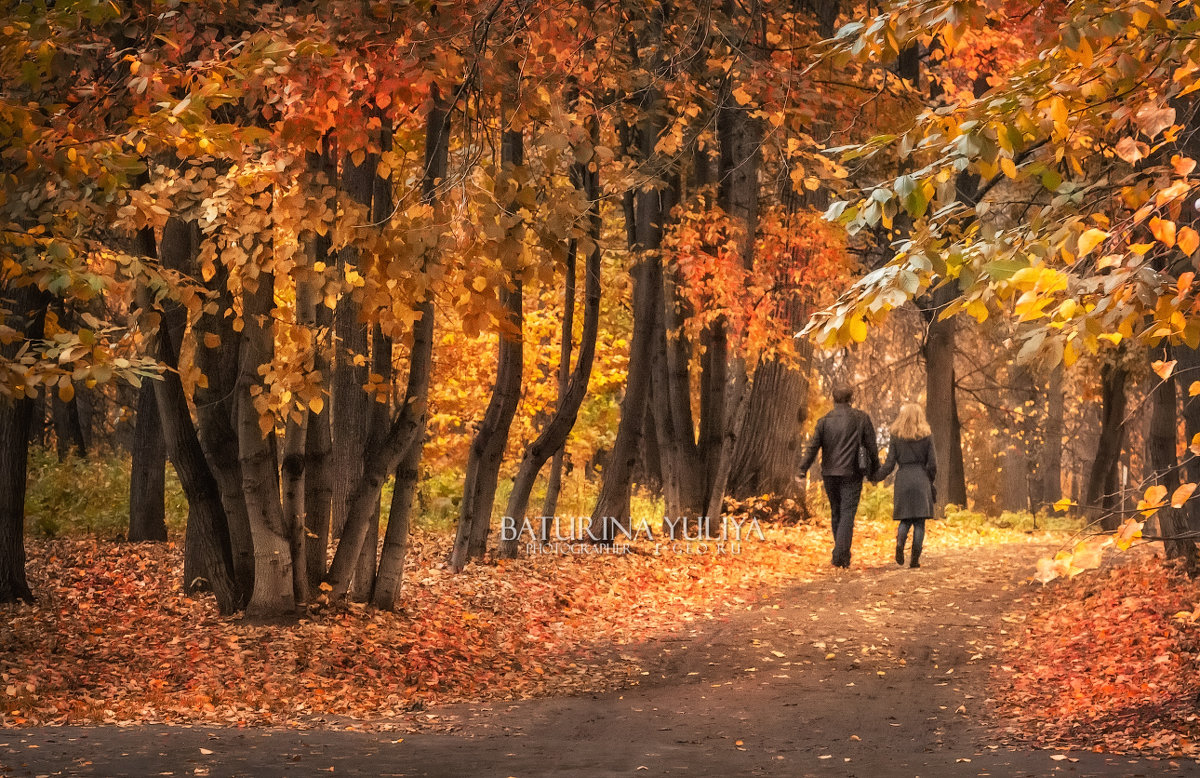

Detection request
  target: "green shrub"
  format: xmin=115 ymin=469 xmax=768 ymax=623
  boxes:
xmin=24 ymin=447 xmax=187 ymax=538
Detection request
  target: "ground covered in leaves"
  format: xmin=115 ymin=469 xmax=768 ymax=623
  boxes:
xmin=0 ymin=514 xmax=1048 ymax=730
xmin=996 ymin=545 xmax=1200 ymax=759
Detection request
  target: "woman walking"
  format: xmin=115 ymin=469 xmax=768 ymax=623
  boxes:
xmin=876 ymin=403 xmax=937 ymax=568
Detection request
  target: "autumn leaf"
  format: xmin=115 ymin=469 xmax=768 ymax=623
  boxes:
xmin=1171 ymin=482 xmax=1196 ymax=508
xmin=1152 ymin=359 xmax=1177 ymax=380
xmin=1076 ymin=228 xmax=1108 ymax=257
xmin=1150 ymin=217 xmax=1177 ymax=248
xmin=1179 ymin=227 xmax=1200 ymax=257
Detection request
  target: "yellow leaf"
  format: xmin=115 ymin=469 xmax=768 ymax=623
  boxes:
xmin=309 ymin=396 xmax=325 ymax=415
xmin=1115 ymin=518 xmax=1144 ymax=550
xmin=1052 ymin=497 xmax=1074 ymax=513
xmin=1153 ymin=359 xmax=1177 ymax=380
xmin=1189 ymin=381 xmax=1200 ymax=397
xmin=1172 ymin=482 xmax=1197 ymax=508
xmin=1077 ymin=228 xmax=1109 ymax=257
xmin=58 ymin=380 xmax=74 ymax=403
xmin=203 ymin=332 xmax=221 ymax=349
xmin=732 ymin=86 xmax=752 ymax=106
xmin=848 ymin=317 xmax=868 ymax=343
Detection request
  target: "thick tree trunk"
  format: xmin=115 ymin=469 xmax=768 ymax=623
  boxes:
xmin=590 ymin=105 xmax=666 ymax=540
xmin=128 ymin=381 xmax=167 ymax=542
xmin=728 ymin=356 xmax=809 ymax=500
xmin=324 ymin=402 xmax=424 ymax=598
xmin=1148 ymin=348 xmax=1196 ymax=569
xmin=330 ymin=150 xmax=375 ymax=541
xmin=1086 ymin=360 xmax=1128 ymax=531
xmin=0 ymin=282 xmax=48 ymax=603
xmin=148 ymin=219 xmax=240 ymax=613
xmin=303 ymin=142 xmax=336 ymax=592
xmin=192 ymin=256 xmax=254 ymax=595
xmin=236 ymin=269 xmax=295 ymax=619
xmin=920 ymin=286 xmax=967 ymax=508
xmin=372 ymin=91 xmax=449 ymax=609
xmin=699 ymin=59 xmax=764 ymax=530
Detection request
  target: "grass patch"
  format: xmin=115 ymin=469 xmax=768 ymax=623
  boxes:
xmin=24 ymin=447 xmax=187 ymax=539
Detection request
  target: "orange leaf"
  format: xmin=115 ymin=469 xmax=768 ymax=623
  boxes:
xmin=1150 ymin=217 xmax=1177 ymax=248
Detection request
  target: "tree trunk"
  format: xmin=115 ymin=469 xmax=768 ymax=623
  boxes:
xmin=1148 ymin=348 xmax=1196 ymax=569
xmin=498 ymin=133 xmax=603 ymax=558
xmin=372 ymin=89 xmax=449 ymax=609
xmin=0 ymin=281 xmax=48 ymax=603
xmin=128 ymin=380 xmax=167 ymax=542
xmin=303 ymin=141 xmax=337 ymax=592
xmin=236 ymin=268 xmax=295 ymax=619
xmin=52 ymin=391 xmax=88 ymax=461
xmin=540 ymin=190 xmax=580 ymax=520
xmin=1039 ymin=363 xmax=1065 ymax=510
xmin=728 ymin=356 xmax=809 ymax=501
xmin=920 ymin=286 xmax=967 ymax=508
xmin=449 ymin=119 xmax=526 ymax=571
xmin=1086 ymin=359 xmax=1128 ymax=531
xmin=350 ymin=325 xmax=391 ymax=602
xmin=589 ymin=105 xmax=665 ymax=541
xmin=330 ymin=150 xmax=375 ymax=541
xmin=192 ymin=254 xmax=255 ymax=595
xmin=147 ymin=219 xmax=240 ymax=613
xmin=324 ymin=401 xmax=424 ymax=598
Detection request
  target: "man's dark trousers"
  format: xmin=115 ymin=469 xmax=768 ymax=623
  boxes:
xmin=823 ymin=475 xmax=863 ymax=567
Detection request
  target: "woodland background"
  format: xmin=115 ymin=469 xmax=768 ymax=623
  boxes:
xmin=2 ymin=0 xmax=1200 ymax=626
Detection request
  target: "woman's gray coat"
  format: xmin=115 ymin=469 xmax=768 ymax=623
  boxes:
xmin=876 ymin=436 xmax=937 ymax=520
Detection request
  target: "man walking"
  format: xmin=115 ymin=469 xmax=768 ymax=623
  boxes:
xmin=797 ymin=385 xmax=880 ymax=568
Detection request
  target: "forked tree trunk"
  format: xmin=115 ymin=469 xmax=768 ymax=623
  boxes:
xmin=351 ymin=325 xmax=391 ymax=602
xmin=541 ymin=182 xmax=580 ymax=519
xmin=449 ymin=120 xmax=526 ymax=571
xmin=236 ymin=268 xmax=295 ymax=619
xmin=147 ymin=219 xmax=240 ymax=613
xmin=0 ymin=281 xmax=48 ymax=603
xmin=372 ymin=90 xmax=449 ymax=609
xmin=324 ymin=401 xmax=424 ymax=598
xmin=590 ymin=62 xmax=668 ymax=540
xmin=192 ymin=257 xmax=254 ymax=595
xmin=498 ymin=127 xmax=603 ymax=557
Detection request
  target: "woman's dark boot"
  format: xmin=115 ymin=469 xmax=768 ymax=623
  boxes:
xmin=895 ymin=542 xmax=905 ymax=566
xmin=909 ymin=551 xmax=921 ymax=569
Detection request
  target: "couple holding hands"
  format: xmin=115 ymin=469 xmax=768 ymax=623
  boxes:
xmin=797 ymin=386 xmax=937 ymax=570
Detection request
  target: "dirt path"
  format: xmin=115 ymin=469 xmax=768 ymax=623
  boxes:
xmin=3 ymin=544 xmax=1198 ymax=777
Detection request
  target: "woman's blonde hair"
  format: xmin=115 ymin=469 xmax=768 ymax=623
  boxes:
xmin=891 ymin=402 xmax=931 ymax=439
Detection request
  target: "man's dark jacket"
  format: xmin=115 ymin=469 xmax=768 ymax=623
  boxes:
xmin=797 ymin=403 xmax=880 ymax=478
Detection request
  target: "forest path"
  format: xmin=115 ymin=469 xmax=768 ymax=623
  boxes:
xmin=3 ymin=543 xmax=1197 ymax=777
